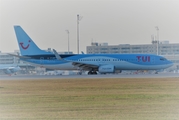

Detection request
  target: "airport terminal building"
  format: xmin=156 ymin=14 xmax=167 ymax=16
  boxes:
xmin=87 ymin=41 xmax=179 ymax=70
xmin=87 ymin=41 xmax=179 ymax=55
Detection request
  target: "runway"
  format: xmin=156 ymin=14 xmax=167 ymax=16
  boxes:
xmin=0 ymin=73 xmax=179 ymax=80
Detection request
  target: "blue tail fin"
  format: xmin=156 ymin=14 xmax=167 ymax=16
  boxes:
xmin=14 ymin=26 xmax=51 ymax=56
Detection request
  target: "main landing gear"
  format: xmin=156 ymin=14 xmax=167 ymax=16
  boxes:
xmin=88 ymin=71 xmax=97 ymax=75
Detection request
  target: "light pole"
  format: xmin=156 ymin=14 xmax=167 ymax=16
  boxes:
xmin=155 ymin=26 xmax=159 ymax=55
xmin=77 ymin=14 xmax=83 ymax=54
xmin=66 ymin=30 xmax=70 ymax=54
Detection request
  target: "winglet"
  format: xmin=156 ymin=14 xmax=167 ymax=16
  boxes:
xmin=53 ymin=49 xmax=63 ymax=60
xmin=81 ymin=51 xmax=85 ymax=54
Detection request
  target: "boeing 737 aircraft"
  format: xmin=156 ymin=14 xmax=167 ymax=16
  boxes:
xmin=0 ymin=64 xmax=21 ymax=75
xmin=10 ymin=26 xmax=173 ymax=74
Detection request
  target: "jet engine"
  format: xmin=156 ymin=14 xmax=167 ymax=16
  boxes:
xmin=4 ymin=69 xmax=12 ymax=74
xmin=98 ymin=65 xmax=115 ymax=73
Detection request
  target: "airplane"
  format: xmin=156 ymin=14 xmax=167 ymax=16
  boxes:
xmin=0 ymin=64 xmax=21 ymax=75
xmin=10 ymin=25 xmax=173 ymax=75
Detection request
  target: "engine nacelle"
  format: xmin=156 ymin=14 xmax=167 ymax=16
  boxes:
xmin=98 ymin=65 xmax=115 ymax=73
xmin=3 ymin=66 xmax=21 ymax=75
xmin=10 ymin=66 xmax=21 ymax=73
xmin=4 ymin=69 xmax=12 ymax=74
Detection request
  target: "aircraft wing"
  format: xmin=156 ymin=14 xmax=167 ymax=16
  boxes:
xmin=71 ymin=62 xmax=99 ymax=70
xmin=53 ymin=49 xmax=99 ymax=70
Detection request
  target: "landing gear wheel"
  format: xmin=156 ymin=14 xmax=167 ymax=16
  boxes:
xmin=93 ymin=71 xmax=97 ymax=74
xmin=88 ymin=71 xmax=92 ymax=75
xmin=88 ymin=71 xmax=97 ymax=75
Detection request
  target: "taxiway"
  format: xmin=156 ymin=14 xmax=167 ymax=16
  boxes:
xmin=0 ymin=73 xmax=179 ymax=80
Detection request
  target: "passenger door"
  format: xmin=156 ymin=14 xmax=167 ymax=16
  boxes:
xmin=151 ymin=56 xmax=155 ymax=64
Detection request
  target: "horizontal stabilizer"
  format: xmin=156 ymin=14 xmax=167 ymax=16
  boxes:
xmin=8 ymin=53 xmax=31 ymax=59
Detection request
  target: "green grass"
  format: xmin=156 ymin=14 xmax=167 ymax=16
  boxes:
xmin=0 ymin=78 xmax=179 ymax=120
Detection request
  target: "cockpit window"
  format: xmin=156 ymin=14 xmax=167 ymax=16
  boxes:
xmin=160 ymin=58 xmax=167 ymax=61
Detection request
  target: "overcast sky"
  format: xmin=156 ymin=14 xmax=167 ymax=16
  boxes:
xmin=0 ymin=0 xmax=179 ymax=53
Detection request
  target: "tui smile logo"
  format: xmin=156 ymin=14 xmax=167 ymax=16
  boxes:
xmin=20 ymin=40 xmax=31 ymax=50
